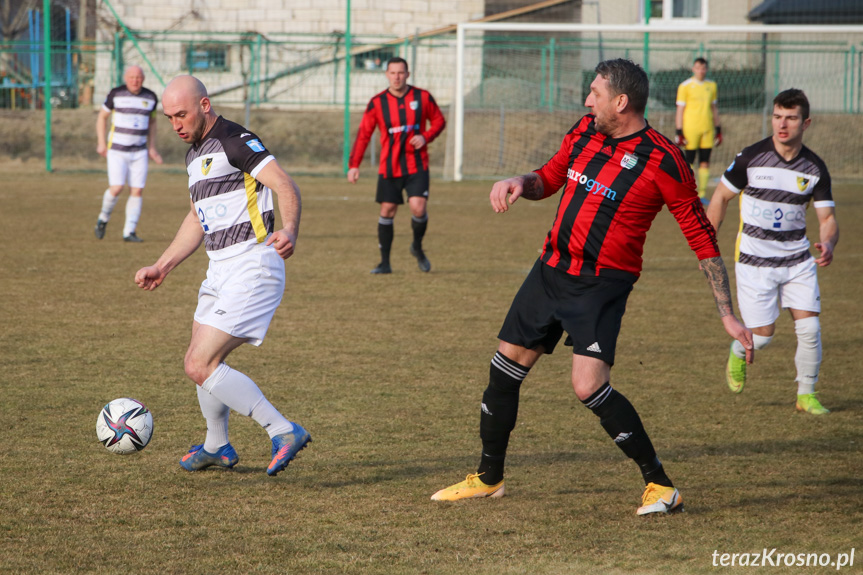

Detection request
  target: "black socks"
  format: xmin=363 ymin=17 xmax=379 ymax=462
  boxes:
xmin=410 ymin=214 xmax=428 ymax=250
xmin=377 ymin=216 xmax=394 ymax=264
xmin=582 ymin=382 xmax=673 ymax=488
xmin=478 ymin=352 xmax=530 ymax=485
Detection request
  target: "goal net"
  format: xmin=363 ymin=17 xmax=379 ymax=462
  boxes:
xmin=452 ymin=23 xmax=863 ymax=181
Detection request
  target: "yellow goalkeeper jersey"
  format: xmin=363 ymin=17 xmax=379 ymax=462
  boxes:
xmin=676 ymin=77 xmax=717 ymax=134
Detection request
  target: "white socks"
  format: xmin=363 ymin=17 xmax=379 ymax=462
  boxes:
xmin=98 ymin=189 xmax=119 ymax=222
xmin=124 ymin=196 xmax=143 ymax=237
xmin=201 ymin=363 xmax=294 ymax=439
xmin=731 ymin=334 xmax=772 ymax=358
xmin=98 ymin=190 xmax=142 ymax=236
xmin=794 ymin=317 xmax=821 ymax=395
xmin=196 ymin=385 xmax=230 ymax=452
xmin=730 ymin=319 xmax=821 ymax=396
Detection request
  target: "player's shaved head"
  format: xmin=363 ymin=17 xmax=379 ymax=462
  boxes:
xmin=123 ymin=65 xmax=145 ymax=94
xmin=162 ymin=75 xmax=217 ymax=144
xmin=124 ymin=65 xmax=144 ymax=80
xmin=163 ymin=75 xmax=208 ymax=105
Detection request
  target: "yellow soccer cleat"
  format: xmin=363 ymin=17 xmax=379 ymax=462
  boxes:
xmin=637 ymin=482 xmax=684 ymax=516
xmin=431 ymin=473 xmax=505 ymax=501
xmin=726 ymin=345 xmax=746 ymax=394
xmin=796 ymin=393 xmax=830 ymax=415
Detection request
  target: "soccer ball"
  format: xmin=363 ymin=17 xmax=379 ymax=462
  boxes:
xmin=96 ymin=398 xmax=154 ymax=454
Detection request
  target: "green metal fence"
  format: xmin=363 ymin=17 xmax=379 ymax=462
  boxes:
xmin=3 ymin=28 xmax=863 ymax=177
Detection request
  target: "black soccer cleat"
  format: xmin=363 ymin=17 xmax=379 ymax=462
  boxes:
xmin=410 ymin=243 xmax=431 ymax=272
xmin=94 ymin=219 xmax=107 ymax=240
xmin=124 ymin=233 xmax=143 ymax=243
xmin=370 ymin=262 xmax=392 ymax=274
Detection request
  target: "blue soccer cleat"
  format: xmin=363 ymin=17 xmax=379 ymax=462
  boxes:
xmin=267 ymin=424 xmax=312 ymax=476
xmin=179 ymin=443 xmax=239 ymax=471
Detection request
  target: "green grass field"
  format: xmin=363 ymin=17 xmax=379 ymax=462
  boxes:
xmin=1 ymin=168 xmax=860 ymax=574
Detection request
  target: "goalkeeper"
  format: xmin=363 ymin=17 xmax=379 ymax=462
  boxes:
xmin=675 ymin=57 xmax=722 ymax=200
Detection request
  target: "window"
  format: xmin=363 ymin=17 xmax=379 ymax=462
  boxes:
xmin=185 ymin=44 xmax=230 ymax=72
xmin=354 ymin=47 xmax=397 ymax=72
xmin=649 ymin=0 xmax=706 ymax=23
xmin=673 ymin=0 xmax=702 ymax=18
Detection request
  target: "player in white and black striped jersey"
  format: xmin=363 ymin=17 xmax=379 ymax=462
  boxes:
xmin=134 ymin=75 xmax=311 ymax=475
xmin=94 ymin=65 xmax=162 ymax=242
xmin=707 ymin=88 xmax=839 ymax=415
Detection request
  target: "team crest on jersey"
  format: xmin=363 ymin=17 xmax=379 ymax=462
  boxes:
xmin=201 ymin=157 xmax=213 ymax=176
xmin=797 ymin=176 xmax=811 ymax=192
xmin=409 ymin=101 xmax=419 ymax=110
xmin=620 ymin=152 xmax=638 ymax=170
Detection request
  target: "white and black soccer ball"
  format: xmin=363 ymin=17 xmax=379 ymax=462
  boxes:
xmin=96 ymin=398 xmax=154 ymax=454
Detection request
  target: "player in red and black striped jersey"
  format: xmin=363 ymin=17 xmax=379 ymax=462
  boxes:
xmin=347 ymin=57 xmax=446 ymax=274
xmin=431 ymin=59 xmax=754 ymax=515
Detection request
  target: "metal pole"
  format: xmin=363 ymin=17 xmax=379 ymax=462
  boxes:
xmin=66 ymin=8 xmax=72 ymax=86
xmin=844 ymin=49 xmax=849 ymax=113
xmin=540 ymin=48 xmax=546 ymax=107
xmin=643 ymin=0 xmax=650 ymax=118
xmin=44 ymin=0 xmax=53 ymax=172
xmin=773 ymin=49 xmax=779 ymax=97
xmin=30 ymin=10 xmax=38 ymax=110
xmin=498 ymin=103 xmax=505 ymax=168
xmin=548 ymin=37 xmax=555 ymax=113
xmin=255 ymin=34 xmax=262 ymax=106
xmin=851 ymin=45 xmax=858 ymax=113
xmin=244 ymin=40 xmax=252 ymax=127
xmin=342 ymin=0 xmax=352 ymax=175
xmin=411 ymin=28 xmax=418 ymax=77
xmin=454 ymin=24 xmax=465 ymax=181
xmin=855 ymin=46 xmax=863 ymax=113
xmin=114 ymin=32 xmax=121 ymax=86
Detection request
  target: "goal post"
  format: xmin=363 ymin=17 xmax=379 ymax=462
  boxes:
xmin=453 ymin=22 xmax=863 ymax=181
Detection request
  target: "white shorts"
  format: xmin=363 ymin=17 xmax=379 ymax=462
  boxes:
xmin=194 ymin=244 xmax=286 ymax=346
xmin=735 ymin=258 xmax=820 ymax=329
xmin=107 ymin=148 xmax=149 ymax=189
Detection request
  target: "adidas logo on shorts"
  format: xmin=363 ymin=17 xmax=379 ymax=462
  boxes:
xmin=587 ymin=342 xmax=602 ymax=353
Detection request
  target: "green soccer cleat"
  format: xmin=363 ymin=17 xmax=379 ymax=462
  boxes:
xmin=636 ymin=482 xmax=684 ymax=516
xmin=796 ymin=393 xmax=830 ymax=415
xmin=726 ymin=344 xmax=746 ymax=394
xmin=431 ymin=472 xmax=505 ymax=501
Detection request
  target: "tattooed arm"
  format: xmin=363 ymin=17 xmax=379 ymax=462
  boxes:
xmin=700 ymin=255 xmax=755 ymax=364
xmin=490 ymin=173 xmax=545 ymax=213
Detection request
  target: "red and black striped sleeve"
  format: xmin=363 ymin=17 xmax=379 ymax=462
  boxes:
xmin=646 ymin=128 xmax=719 ymax=259
xmin=348 ymin=98 xmax=381 ymax=170
xmin=421 ymin=91 xmax=446 ymax=144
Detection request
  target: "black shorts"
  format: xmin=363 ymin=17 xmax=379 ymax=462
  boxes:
xmin=376 ymin=171 xmax=430 ymax=204
xmin=497 ymin=260 xmax=634 ymax=365
xmin=684 ymin=148 xmax=712 ymax=165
